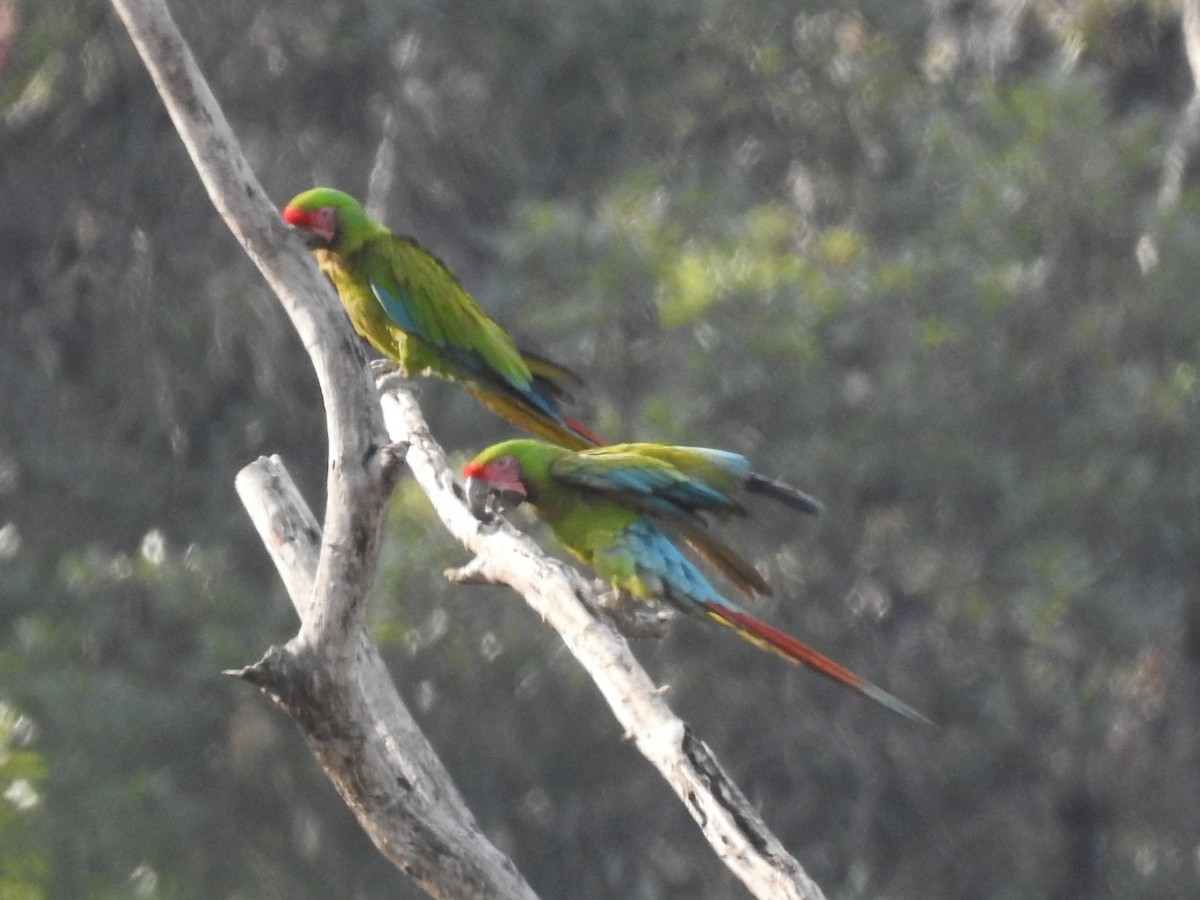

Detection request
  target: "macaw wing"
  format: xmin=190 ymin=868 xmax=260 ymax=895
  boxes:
xmin=611 ymin=444 xmax=752 ymax=494
xmin=556 ymin=446 xmax=774 ymax=596
xmin=552 ymin=448 xmax=770 ymax=596
xmin=550 ymin=449 xmax=746 ymax=521
xmin=630 ymin=443 xmax=824 ymax=515
xmin=677 ymin=525 xmax=773 ymax=597
xmin=366 ymin=238 xmax=561 ymax=419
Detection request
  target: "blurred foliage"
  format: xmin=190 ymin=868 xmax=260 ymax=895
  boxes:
xmin=3 ymin=0 xmax=1200 ymax=897
xmin=0 ymin=702 xmax=48 ymax=899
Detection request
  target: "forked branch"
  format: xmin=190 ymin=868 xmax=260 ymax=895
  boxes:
xmin=110 ymin=0 xmax=826 ymax=896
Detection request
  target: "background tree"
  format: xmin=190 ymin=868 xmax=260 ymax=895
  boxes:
xmin=3 ymin=0 xmax=1199 ymax=898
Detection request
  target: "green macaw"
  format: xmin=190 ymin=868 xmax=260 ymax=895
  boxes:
xmin=282 ymin=188 xmax=600 ymax=449
xmin=464 ymin=439 xmax=926 ymax=721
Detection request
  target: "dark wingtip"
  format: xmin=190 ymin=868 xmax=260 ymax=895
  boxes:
xmin=746 ymin=472 xmax=824 ymax=515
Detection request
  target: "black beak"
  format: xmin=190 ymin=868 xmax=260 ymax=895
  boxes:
xmin=465 ymin=477 xmax=492 ymax=520
xmin=465 ymin=477 xmax=526 ymax=521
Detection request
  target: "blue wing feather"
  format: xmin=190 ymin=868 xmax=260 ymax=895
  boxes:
xmin=669 ymin=447 xmax=752 ymax=479
xmin=370 ymin=278 xmax=565 ymax=420
xmin=552 ymin=451 xmax=741 ymax=519
xmin=370 ymin=279 xmax=423 ymax=335
xmin=595 ymin=520 xmax=726 ymax=614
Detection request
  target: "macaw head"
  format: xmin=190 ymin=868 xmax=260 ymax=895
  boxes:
xmin=282 ymin=187 xmax=371 ymax=251
xmin=463 ymin=453 xmax=529 ymax=520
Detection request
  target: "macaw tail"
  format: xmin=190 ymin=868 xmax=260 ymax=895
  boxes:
xmin=519 ymin=349 xmax=606 ymax=448
xmin=467 ymin=387 xmax=603 ymax=451
xmin=700 ymin=601 xmax=929 ymax=722
xmin=562 ymin=415 xmax=605 ymax=447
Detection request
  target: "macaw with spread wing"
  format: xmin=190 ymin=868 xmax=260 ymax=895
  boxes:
xmin=463 ymin=439 xmax=927 ymax=721
xmin=282 ymin=188 xmax=601 ymax=449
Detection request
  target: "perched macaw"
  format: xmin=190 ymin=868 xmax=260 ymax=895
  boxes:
xmin=282 ymin=188 xmax=601 ymax=449
xmin=464 ymin=439 xmax=926 ymax=721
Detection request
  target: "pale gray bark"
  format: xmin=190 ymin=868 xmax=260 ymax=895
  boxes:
xmin=109 ymin=1 xmax=538 ymax=897
xmin=110 ymin=0 xmax=827 ymax=897
xmin=380 ymin=382 xmax=827 ymax=900
xmin=232 ymin=456 xmax=536 ymax=900
xmin=1138 ymin=0 xmax=1200 ymax=272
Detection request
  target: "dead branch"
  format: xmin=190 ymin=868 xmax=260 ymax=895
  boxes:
xmin=109 ymin=0 xmax=537 ymax=896
xmin=110 ymin=0 xmax=828 ymax=896
xmin=381 ymin=381 xmax=827 ymax=900
xmin=1138 ymin=0 xmax=1200 ymax=272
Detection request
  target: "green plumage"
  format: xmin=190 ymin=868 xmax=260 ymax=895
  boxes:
xmin=463 ymin=439 xmax=927 ymax=721
xmin=282 ymin=188 xmax=599 ymax=449
xmin=468 ymin=440 xmax=769 ymax=598
xmin=481 ymin=441 xmax=642 ymax=578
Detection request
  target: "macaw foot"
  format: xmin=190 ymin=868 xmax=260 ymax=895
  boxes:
xmin=368 ymin=358 xmax=401 ymax=376
xmin=369 ymin=358 xmax=418 ymax=394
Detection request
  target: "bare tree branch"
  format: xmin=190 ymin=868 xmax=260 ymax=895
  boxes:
xmin=109 ymin=0 xmax=537 ymax=897
xmin=381 ymin=380 xmax=828 ymax=900
xmin=1138 ymin=0 xmax=1200 ymax=272
xmin=232 ymin=456 xmax=537 ymax=899
xmin=111 ymin=0 xmax=829 ymax=897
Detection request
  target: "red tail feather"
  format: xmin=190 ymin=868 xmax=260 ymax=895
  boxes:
xmin=702 ymin=603 xmax=929 ymax=722
xmin=565 ymin=416 xmax=605 ymax=447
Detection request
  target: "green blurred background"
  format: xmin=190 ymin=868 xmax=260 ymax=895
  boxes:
xmin=3 ymin=0 xmax=1199 ymax=897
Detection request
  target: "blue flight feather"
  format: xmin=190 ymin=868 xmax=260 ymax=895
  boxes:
xmin=597 ymin=520 xmax=729 ymax=614
xmin=371 ymin=278 xmax=564 ymax=421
